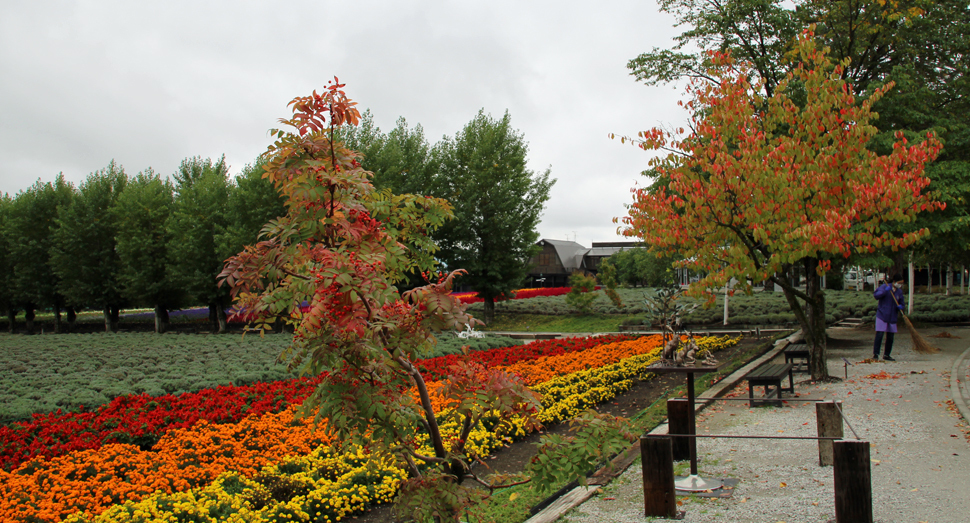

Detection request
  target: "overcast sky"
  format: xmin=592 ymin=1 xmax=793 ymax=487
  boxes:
xmin=0 ymin=0 xmax=690 ymax=246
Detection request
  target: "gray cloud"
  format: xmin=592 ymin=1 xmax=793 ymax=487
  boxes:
xmin=0 ymin=0 xmax=689 ymax=244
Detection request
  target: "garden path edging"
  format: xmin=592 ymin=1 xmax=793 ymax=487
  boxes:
xmin=950 ymin=346 xmax=970 ymax=425
xmin=523 ymin=332 xmax=796 ymax=523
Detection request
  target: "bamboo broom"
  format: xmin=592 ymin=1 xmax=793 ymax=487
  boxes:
xmin=889 ymin=288 xmax=940 ymax=354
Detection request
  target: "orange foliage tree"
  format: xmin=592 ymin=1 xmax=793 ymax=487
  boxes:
xmin=616 ymin=33 xmax=943 ymax=379
xmin=219 ymin=80 xmax=543 ymax=520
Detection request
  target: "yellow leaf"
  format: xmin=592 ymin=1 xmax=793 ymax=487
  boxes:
xmin=509 ymin=493 xmax=519 ymax=501
xmin=779 ymin=482 xmax=787 ymax=488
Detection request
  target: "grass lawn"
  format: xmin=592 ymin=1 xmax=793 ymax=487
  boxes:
xmin=482 ymin=312 xmax=644 ymax=333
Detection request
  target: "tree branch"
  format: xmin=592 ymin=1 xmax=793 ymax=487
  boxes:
xmin=396 ymin=355 xmax=448 ymax=459
xmin=463 ymin=471 xmax=532 ymax=491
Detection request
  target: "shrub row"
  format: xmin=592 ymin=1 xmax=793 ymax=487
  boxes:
xmin=0 ymin=333 xmax=297 ymax=423
xmin=467 ymin=288 xmax=970 ymax=325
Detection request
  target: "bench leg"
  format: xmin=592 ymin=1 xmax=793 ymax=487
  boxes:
xmin=748 ymin=380 xmax=784 ymax=407
xmin=786 ymin=368 xmax=795 ymax=394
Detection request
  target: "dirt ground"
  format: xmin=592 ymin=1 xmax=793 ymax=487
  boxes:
xmin=347 ymin=336 xmax=770 ymax=522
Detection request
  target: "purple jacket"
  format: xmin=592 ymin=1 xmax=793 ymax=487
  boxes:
xmin=873 ymin=284 xmax=904 ymax=324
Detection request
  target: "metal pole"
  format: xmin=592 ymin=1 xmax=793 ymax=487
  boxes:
xmin=908 ymin=259 xmax=914 ymax=314
xmin=723 ymin=284 xmax=729 ymax=325
xmin=687 ymin=372 xmax=698 ymax=475
xmin=833 ymin=402 xmax=861 ymax=440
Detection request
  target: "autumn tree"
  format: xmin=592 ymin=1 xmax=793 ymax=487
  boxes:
xmin=433 ymin=110 xmax=555 ymax=324
xmin=630 ymin=0 xmax=970 ymax=282
xmin=618 ymin=34 xmax=943 ymax=379
xmin=220 ymin=81 xmax=545 ymax=521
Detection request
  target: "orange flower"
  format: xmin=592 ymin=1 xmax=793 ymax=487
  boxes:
xmin=0 ymin=408 xmax=332 ymax=522
xmin=503 ymin=335 xmax=664 ymax=385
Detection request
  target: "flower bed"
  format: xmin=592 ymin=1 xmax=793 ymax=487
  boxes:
xmin=451 ymin=287 xmax=577 ymax=304
xmin=502 ymin=335 xmax=664 ymax=386
xmin=0 ymin=409 xmax=332 ymax=522
xmin=417 ymin=333 xmax=638 ymax=381
xmin=0 ymin=376 xmax=323 ymax=471
xmin=62 ymin=446 xmax=406 ymax=523
xmin=0 ymin=333 xmax=739 ymax=522
xmin=533 ymin=335 xmax=738 ymax=423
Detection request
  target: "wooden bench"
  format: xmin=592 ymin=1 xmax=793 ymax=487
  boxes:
xmin=784 ymin=344 xmax=810 ymax=373
xmin=745 ymin=363 xmax=795 ymax=407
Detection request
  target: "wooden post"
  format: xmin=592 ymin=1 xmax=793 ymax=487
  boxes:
xmin=816 ymin=401 xmax=843 ymax=466
xmin=641 ymin=436 xmax=677 ymax=518
xmin=667 ymin=398 xmax=691 ymax=461
xmin=833 ymin=440 xmax=873 ymax=523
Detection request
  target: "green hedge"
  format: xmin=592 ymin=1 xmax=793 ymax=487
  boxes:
xmin=469 ymin=288 xmax=970 ymax=325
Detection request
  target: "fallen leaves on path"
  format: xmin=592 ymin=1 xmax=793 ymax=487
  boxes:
xmin=864 ymin=371 xmax=901 ymax=380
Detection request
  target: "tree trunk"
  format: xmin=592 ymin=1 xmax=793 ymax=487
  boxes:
xmin=946 ymin=264 xmax=952 ymax=295
xmin=803 ymin=268 xmax=828 ymax=381
xmin=6 ymin=309 xmax=15 ymax=334
xmin=104 ymin=305 xmax=120 ymax=332
xmin=209 ymin=304 xmax=218 ymax=332
xmin=483 ymin=297 xmax=495 ymax=325
xmin=66 ymin=307 xmax=76 ymax=332
xmin=774 ymin=259 xmax=829 ymax=380
xmin=927 ymin=264 xmax=932 ymax=293
xmin=216 ymin=305 xmax=228 ymax=334
xmin=24 ymin=305 xmax=35 ymax=334
xmin=53 ymin=305 xmax=62 ymax=334
xmin=154 ymin=305 xmax=170 ymax=334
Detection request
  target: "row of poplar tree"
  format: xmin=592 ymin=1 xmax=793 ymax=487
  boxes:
xmin=0 ymin=109 xmax=553 ymax=333
xmin=0 ymin=156 xmax=285 ymax=334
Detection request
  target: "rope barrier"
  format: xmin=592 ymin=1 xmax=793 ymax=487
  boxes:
xmin=658 ymin=433 xmax=847 ymax=441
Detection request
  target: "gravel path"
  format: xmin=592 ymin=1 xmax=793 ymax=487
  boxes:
xmin=559 ymin=326 xmax=970 ymax=523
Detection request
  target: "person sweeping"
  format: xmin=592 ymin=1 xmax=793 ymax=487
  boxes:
xmin=873 ymin=277 xmax=905 ymax=361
